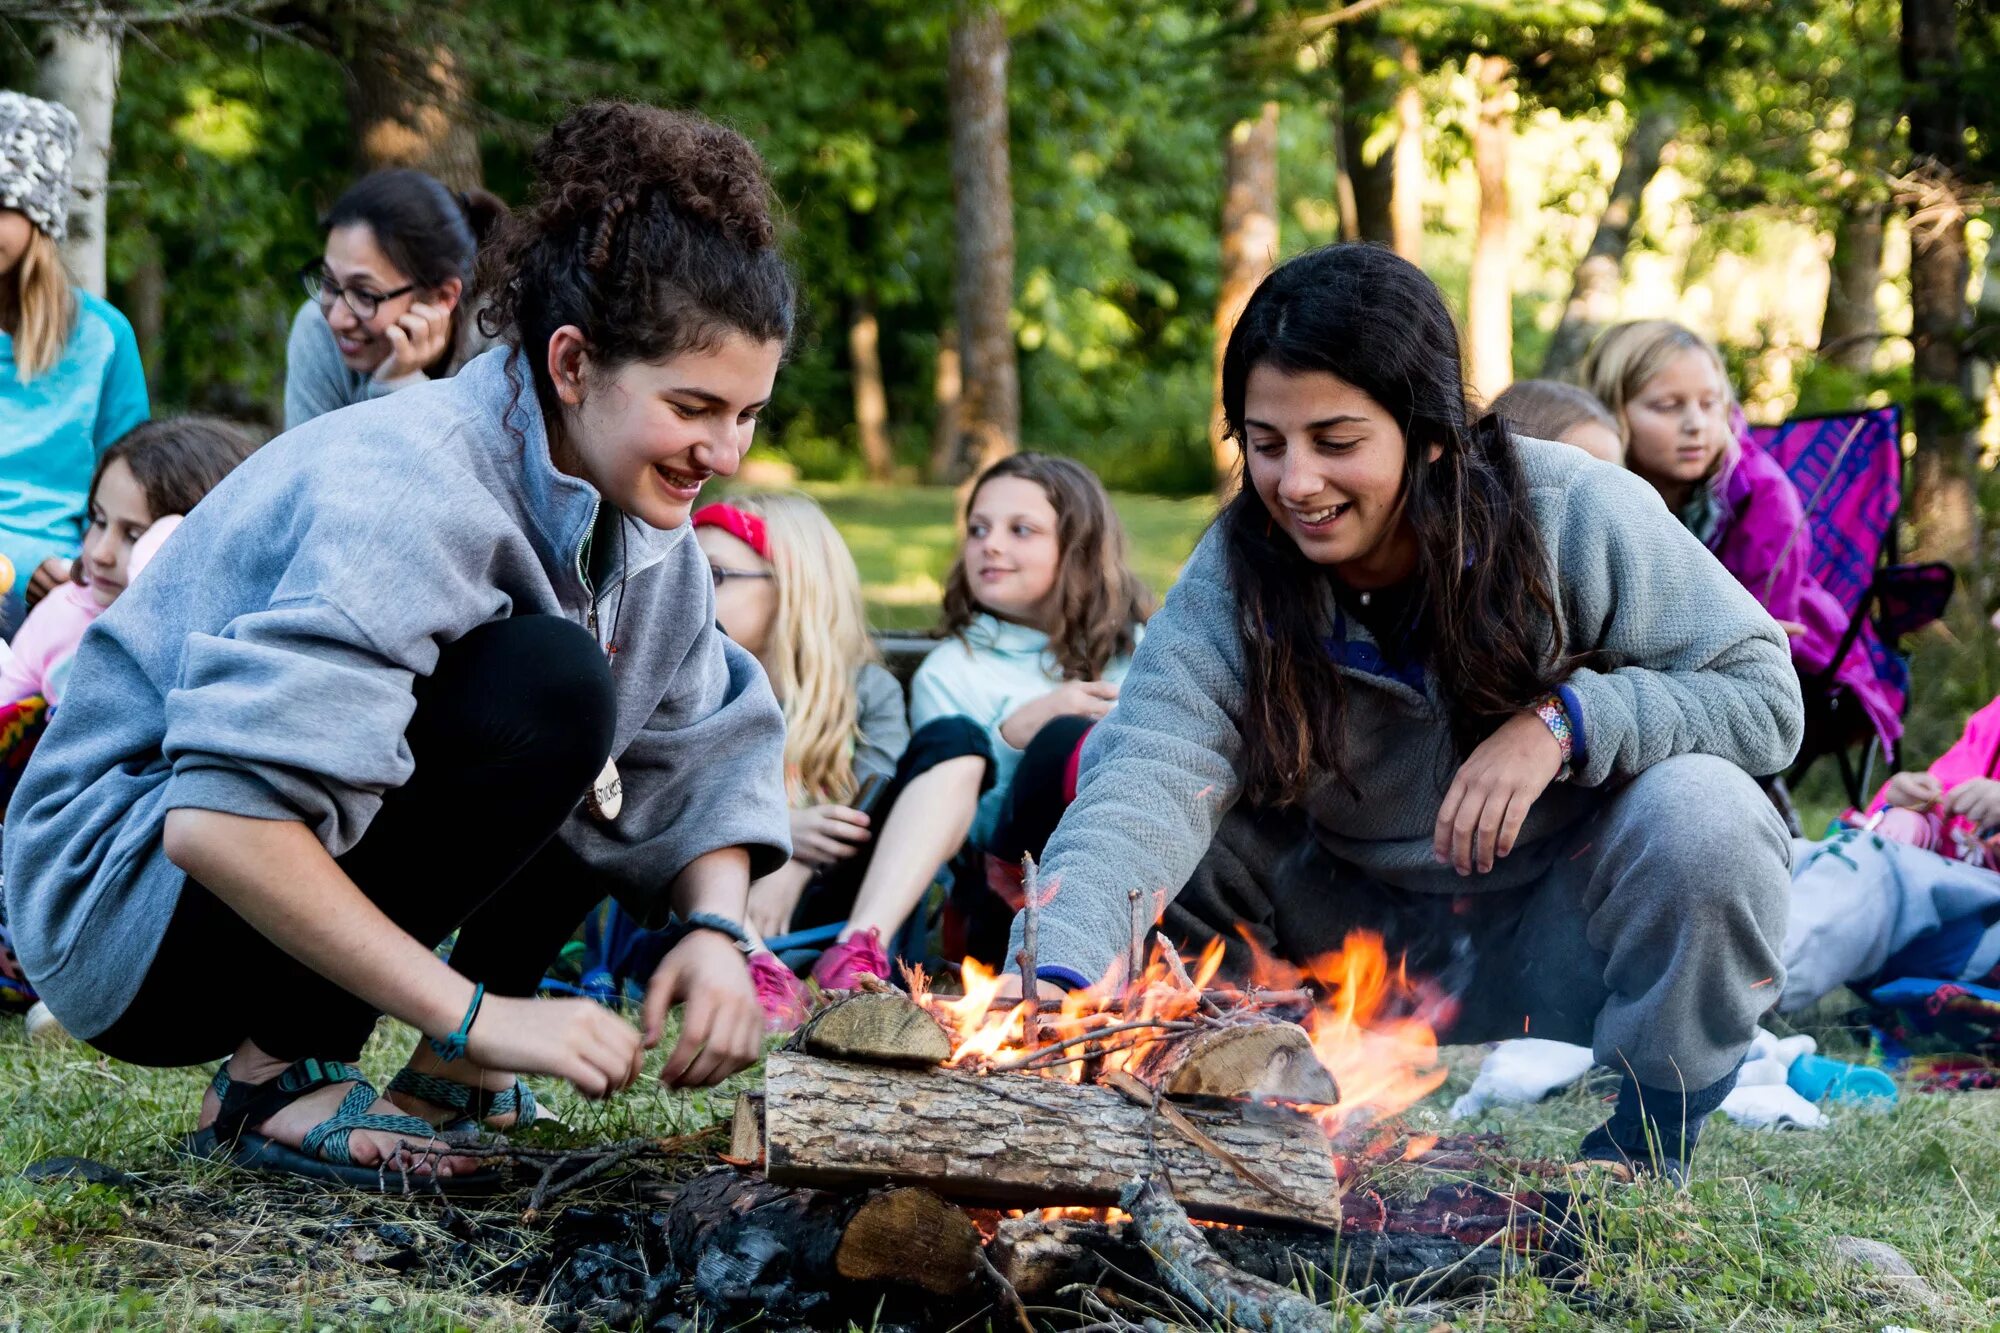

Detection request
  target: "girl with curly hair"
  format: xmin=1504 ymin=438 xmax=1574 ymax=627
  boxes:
xmin=5 ymin=103 xmax=796 ymax=1188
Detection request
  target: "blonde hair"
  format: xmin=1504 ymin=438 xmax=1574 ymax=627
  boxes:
xmin=730 ymin=491 xmax=879 ymax=805
xmin=2 ymin=227 xmax=75 ymax=382
xmin=1579 ymin=319 xmax=1738 ymax=469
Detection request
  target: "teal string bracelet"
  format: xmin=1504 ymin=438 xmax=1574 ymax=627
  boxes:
xmin=429 ymin=982 xmax=485 ymax=1063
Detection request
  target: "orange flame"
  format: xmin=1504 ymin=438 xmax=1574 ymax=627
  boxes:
xmin=912 ymin=928 xmax=1449 ymax=1143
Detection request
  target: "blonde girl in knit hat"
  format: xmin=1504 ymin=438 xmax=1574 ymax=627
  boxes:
xmin=0 ymin=91 xmax=150 ymax=636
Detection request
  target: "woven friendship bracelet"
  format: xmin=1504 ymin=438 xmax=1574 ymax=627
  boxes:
xmin=1533 ymin=693 xmax=1574 ymax=781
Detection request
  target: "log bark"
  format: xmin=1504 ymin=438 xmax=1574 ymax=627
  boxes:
xmin=1818 ymin=203 xmax=1885 ymax=374
xmin=1213 ymin=101 xmax=1280 ymax=489
xmin=662 ymin=1169 xmax=980 ymax=1316
xmin=1540 ymin=102 xmax=1679 ymax=379
xmin=1900 ymin=0 xmax=1978 ymax=568
xmin=1390 ymin=42 xmax=1424 ymax=264
xmin=749 ymin=1050 xmax=1341 ymax=1228
xmin=945 ymin=4 xmax=1020 ymax=483
xmin=1466 ymin=55 xmax=1513 ymax=403
xmin=35 ymin=19 xmax=121 ymax=297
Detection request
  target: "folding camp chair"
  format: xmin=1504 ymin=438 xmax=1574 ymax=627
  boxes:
xmin=1750 ymin=404 xmax=1956 ymax=807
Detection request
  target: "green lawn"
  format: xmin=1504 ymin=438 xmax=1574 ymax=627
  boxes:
xmin=796 ymin=482 xmax=1219 ymax=631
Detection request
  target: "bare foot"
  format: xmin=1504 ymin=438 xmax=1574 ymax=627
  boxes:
xmin=199 ymin=1041 xmax=481 ymax=1177
xmin=386 ymin=1039 xmax=533 ymax=1131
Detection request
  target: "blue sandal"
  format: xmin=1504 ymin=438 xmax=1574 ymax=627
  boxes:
xmin=387 ymin=1067 xmax=550 ymax=1138
xmin=183 ymin=1057 xmax=499 ymax=1193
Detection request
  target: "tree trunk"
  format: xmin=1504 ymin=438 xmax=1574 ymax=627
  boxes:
xmin=1539 ymin=103 xmax=1678 ymax=379
xmin=1900 ymin=0 xmax=1978 ymax=567
xmin=125 ymin=229 xmax=163 ymax=388
xmin=36 ymin=20 xmax=122 ymax=297
xmin=744 ymin=1050 xmax=1341 ymax=1229
xmin=944 ymin=4 xmax=1020 ymax=483
xmin=1466 ymin=55 xmax=1513 ymax=403
xmin=928 ymin=325 xmax=964 ymax=483
xmin=1818 ymin=203 xmax=1885 ymax=374
xmin=1213 ymin=101 xmax=1280 ymax=488
xmin=848 ymin=294 xmax=894 ymax=481
xmin=340 ymin=5 xmax=483 ymax=189
xmin=1391 ymin=42 xmax=1424 ymax=263
xmin=1333 ymin=23 xmax=1393 ymax=245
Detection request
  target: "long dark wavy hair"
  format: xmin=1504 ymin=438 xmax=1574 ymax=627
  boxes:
xmin=1219 ymin=244 xmax=1573 ymax=806
xmin=940 ymin=453 xmax=1152 ymax=681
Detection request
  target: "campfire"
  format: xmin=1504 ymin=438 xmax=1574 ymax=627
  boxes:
xmin=522 ymin=874 xmax=1580 ymax=1330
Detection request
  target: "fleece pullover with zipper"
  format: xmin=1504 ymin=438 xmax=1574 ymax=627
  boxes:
xmin=4 ymin=346 xmax=791 ymax=1040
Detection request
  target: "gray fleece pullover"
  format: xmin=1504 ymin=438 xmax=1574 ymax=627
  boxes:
xmin=1018 ymin=440 xmax=1805 ymax=989
xmin=283 ymin=300 xmax=497 ymax=432
xmin=5 ymin=347 xmax=791 ymax=1039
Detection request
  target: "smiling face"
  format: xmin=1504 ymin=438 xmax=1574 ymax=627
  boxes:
xmin=1242 ymin=363 xmax=1421 ymax=585
xmin=963 ymin=474 xmax=1063 ymax=628
xmin=318 ymin=222 xmax=460 ymax=374
xmin=549 ymin=328 xmax=783 ymax=531
xmin=697 ymin=525 xmax=778 ymax=659
xmin=0 ymin=209 xmax=33 ymax=280
xmin=1621 ymin=349 xmax=1728 ymax=502
xmin=80 ymin=458 xmax=156 ymax=609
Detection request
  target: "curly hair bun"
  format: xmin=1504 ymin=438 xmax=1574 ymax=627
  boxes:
xmin=530 ymin=101 xmax=776 ymax=251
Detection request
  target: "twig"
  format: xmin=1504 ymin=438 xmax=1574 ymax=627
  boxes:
xmin=984 ymin=1020 xmax=1200 ymax=1073
xmin=1020 ymin=853 xmax=1041 ymax=1047
xmin=973 ymin=1245 xmax=1036 ymax=1333
xmin=527 ymin=1138 xmax=655 ymax=1213
xmin=1121 ymin=1176 xmax=1333 ymax=1332
xmin=1158 ymin=932 xmax=1225 ymax=1018
xmin=1127 ymin=889 xmax=1146 ymax=989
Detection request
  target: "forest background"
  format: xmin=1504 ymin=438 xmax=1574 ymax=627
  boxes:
xmin=6 ymin=0 xmax=1998 ymax=779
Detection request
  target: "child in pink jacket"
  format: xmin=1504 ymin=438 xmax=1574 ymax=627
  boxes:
xmin=1866 ymin=606 xmax=2000 ymax=867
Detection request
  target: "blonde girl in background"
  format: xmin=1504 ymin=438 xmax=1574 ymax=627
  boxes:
xmin=689 ymin=492 xmax=908 ymax=1022
xmin=0 ymin=92 xmax=150 ymax=635
xmin=1582 ymin=320 xmax=1899 ymax=756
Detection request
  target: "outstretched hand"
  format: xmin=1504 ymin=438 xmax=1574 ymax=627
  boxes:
xmin=643 ymin=930 xmax=764 ymax=1089
xmin=465 ymin=994 xmax=644 ymax=1100
xmin=1433 ymin=710 xmax=1564 ymax=876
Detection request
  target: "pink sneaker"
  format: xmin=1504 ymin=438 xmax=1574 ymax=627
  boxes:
xmin=747 ymin=951 xmax=812 ymax=1032
xmin=811 ymin=928 xmax=890 ymax=993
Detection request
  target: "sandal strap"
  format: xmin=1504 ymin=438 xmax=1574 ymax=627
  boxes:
xmin=299 ymin=1082 xmax=439 ymax=1166
xmin=209 ymin=1057 xmax=436 ymax=1166
xmin=387 ymin=1067 xmax=536 ymax=1127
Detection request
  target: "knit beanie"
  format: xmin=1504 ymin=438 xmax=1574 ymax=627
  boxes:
xmin=0 ymin=92 xmax=79 ymax=242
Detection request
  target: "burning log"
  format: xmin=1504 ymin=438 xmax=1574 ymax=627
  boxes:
xmin=1130 ymin=1021 xmax=1339 ymax=1104
xmin=1124 ymin=1176 xmax=1332 ymax=1332
xmin=789 ymin=990 xmax=953 ymax=1066
xmin=746 ymin=1050 xmax=1342 ymax=1229
xmin=662 ymin=1169 xmax=983 ymax=1309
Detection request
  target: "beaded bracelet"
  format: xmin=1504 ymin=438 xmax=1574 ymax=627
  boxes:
xmin=1532 ymin=693 xmax=1574 ymax=781
xmin=429 ymin=982 xmax=486 ymax=1063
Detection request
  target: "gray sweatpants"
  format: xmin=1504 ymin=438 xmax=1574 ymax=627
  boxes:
xmin=1165 ymin=754 xmax=1791 ymax=1091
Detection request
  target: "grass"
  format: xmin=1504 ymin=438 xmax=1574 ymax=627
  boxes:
xmin=795 ymin=481 xmax=1220 ymax=631
xmin=4 ymin=1003 xmax=1999 ymax=1331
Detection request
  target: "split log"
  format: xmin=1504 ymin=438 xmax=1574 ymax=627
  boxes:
xmin=663 ymin=1168 xmax=982 ymax=1312
xmin=749 ymin=1050 xmax=1341 ymax=1229
xmin=1132 ymin=1021 xmax=1339 ymax=1105
xmin=789 ymin=991 xmax=953 ymax=1067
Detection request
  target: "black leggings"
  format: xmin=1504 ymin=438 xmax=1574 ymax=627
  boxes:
xmin=92 ymin=616 xmax=617 ymax=1068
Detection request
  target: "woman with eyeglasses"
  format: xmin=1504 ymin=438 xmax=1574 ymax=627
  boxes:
xmin=284 ymin=170 xmax=507 ymax=430
xmin=7 ymin=103 xmax=794 ymax=1190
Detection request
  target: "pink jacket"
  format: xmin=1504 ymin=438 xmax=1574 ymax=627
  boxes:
xmin=1867 ymin=695 xmax=2000 ymax=844
xmin=0 ymin=582 xmax=102 ymax=706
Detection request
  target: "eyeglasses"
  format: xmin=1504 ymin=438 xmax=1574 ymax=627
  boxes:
xmin=299 ymin=263 xmax=415 ymax=321
xmin=710 ymin=565 xmax=774 ymax=589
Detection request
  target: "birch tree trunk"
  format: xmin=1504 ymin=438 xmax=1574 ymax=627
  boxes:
xmin=36 ymin=18 xmax=122 ymax=297
xmin=1390 ymin=42 xmax=1424 ymax=264
xmin=1465 ymin=56 xmax=1513 ymax=403
xmin=1540 ymin=103 xmax=1678 ymax=379
xmin=944 ymin=4 xmax=1020 ymax=482
xmin=1213 ymin=102 xmax=1279 ymax=488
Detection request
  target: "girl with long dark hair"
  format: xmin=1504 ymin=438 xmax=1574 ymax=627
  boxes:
xmin=1015 ymin=245 xmax=1803 ymax=1180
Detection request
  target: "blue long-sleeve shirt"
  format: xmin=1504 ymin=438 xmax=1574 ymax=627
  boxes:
xmin=0 ymin=289 xmax=149 ymax=582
